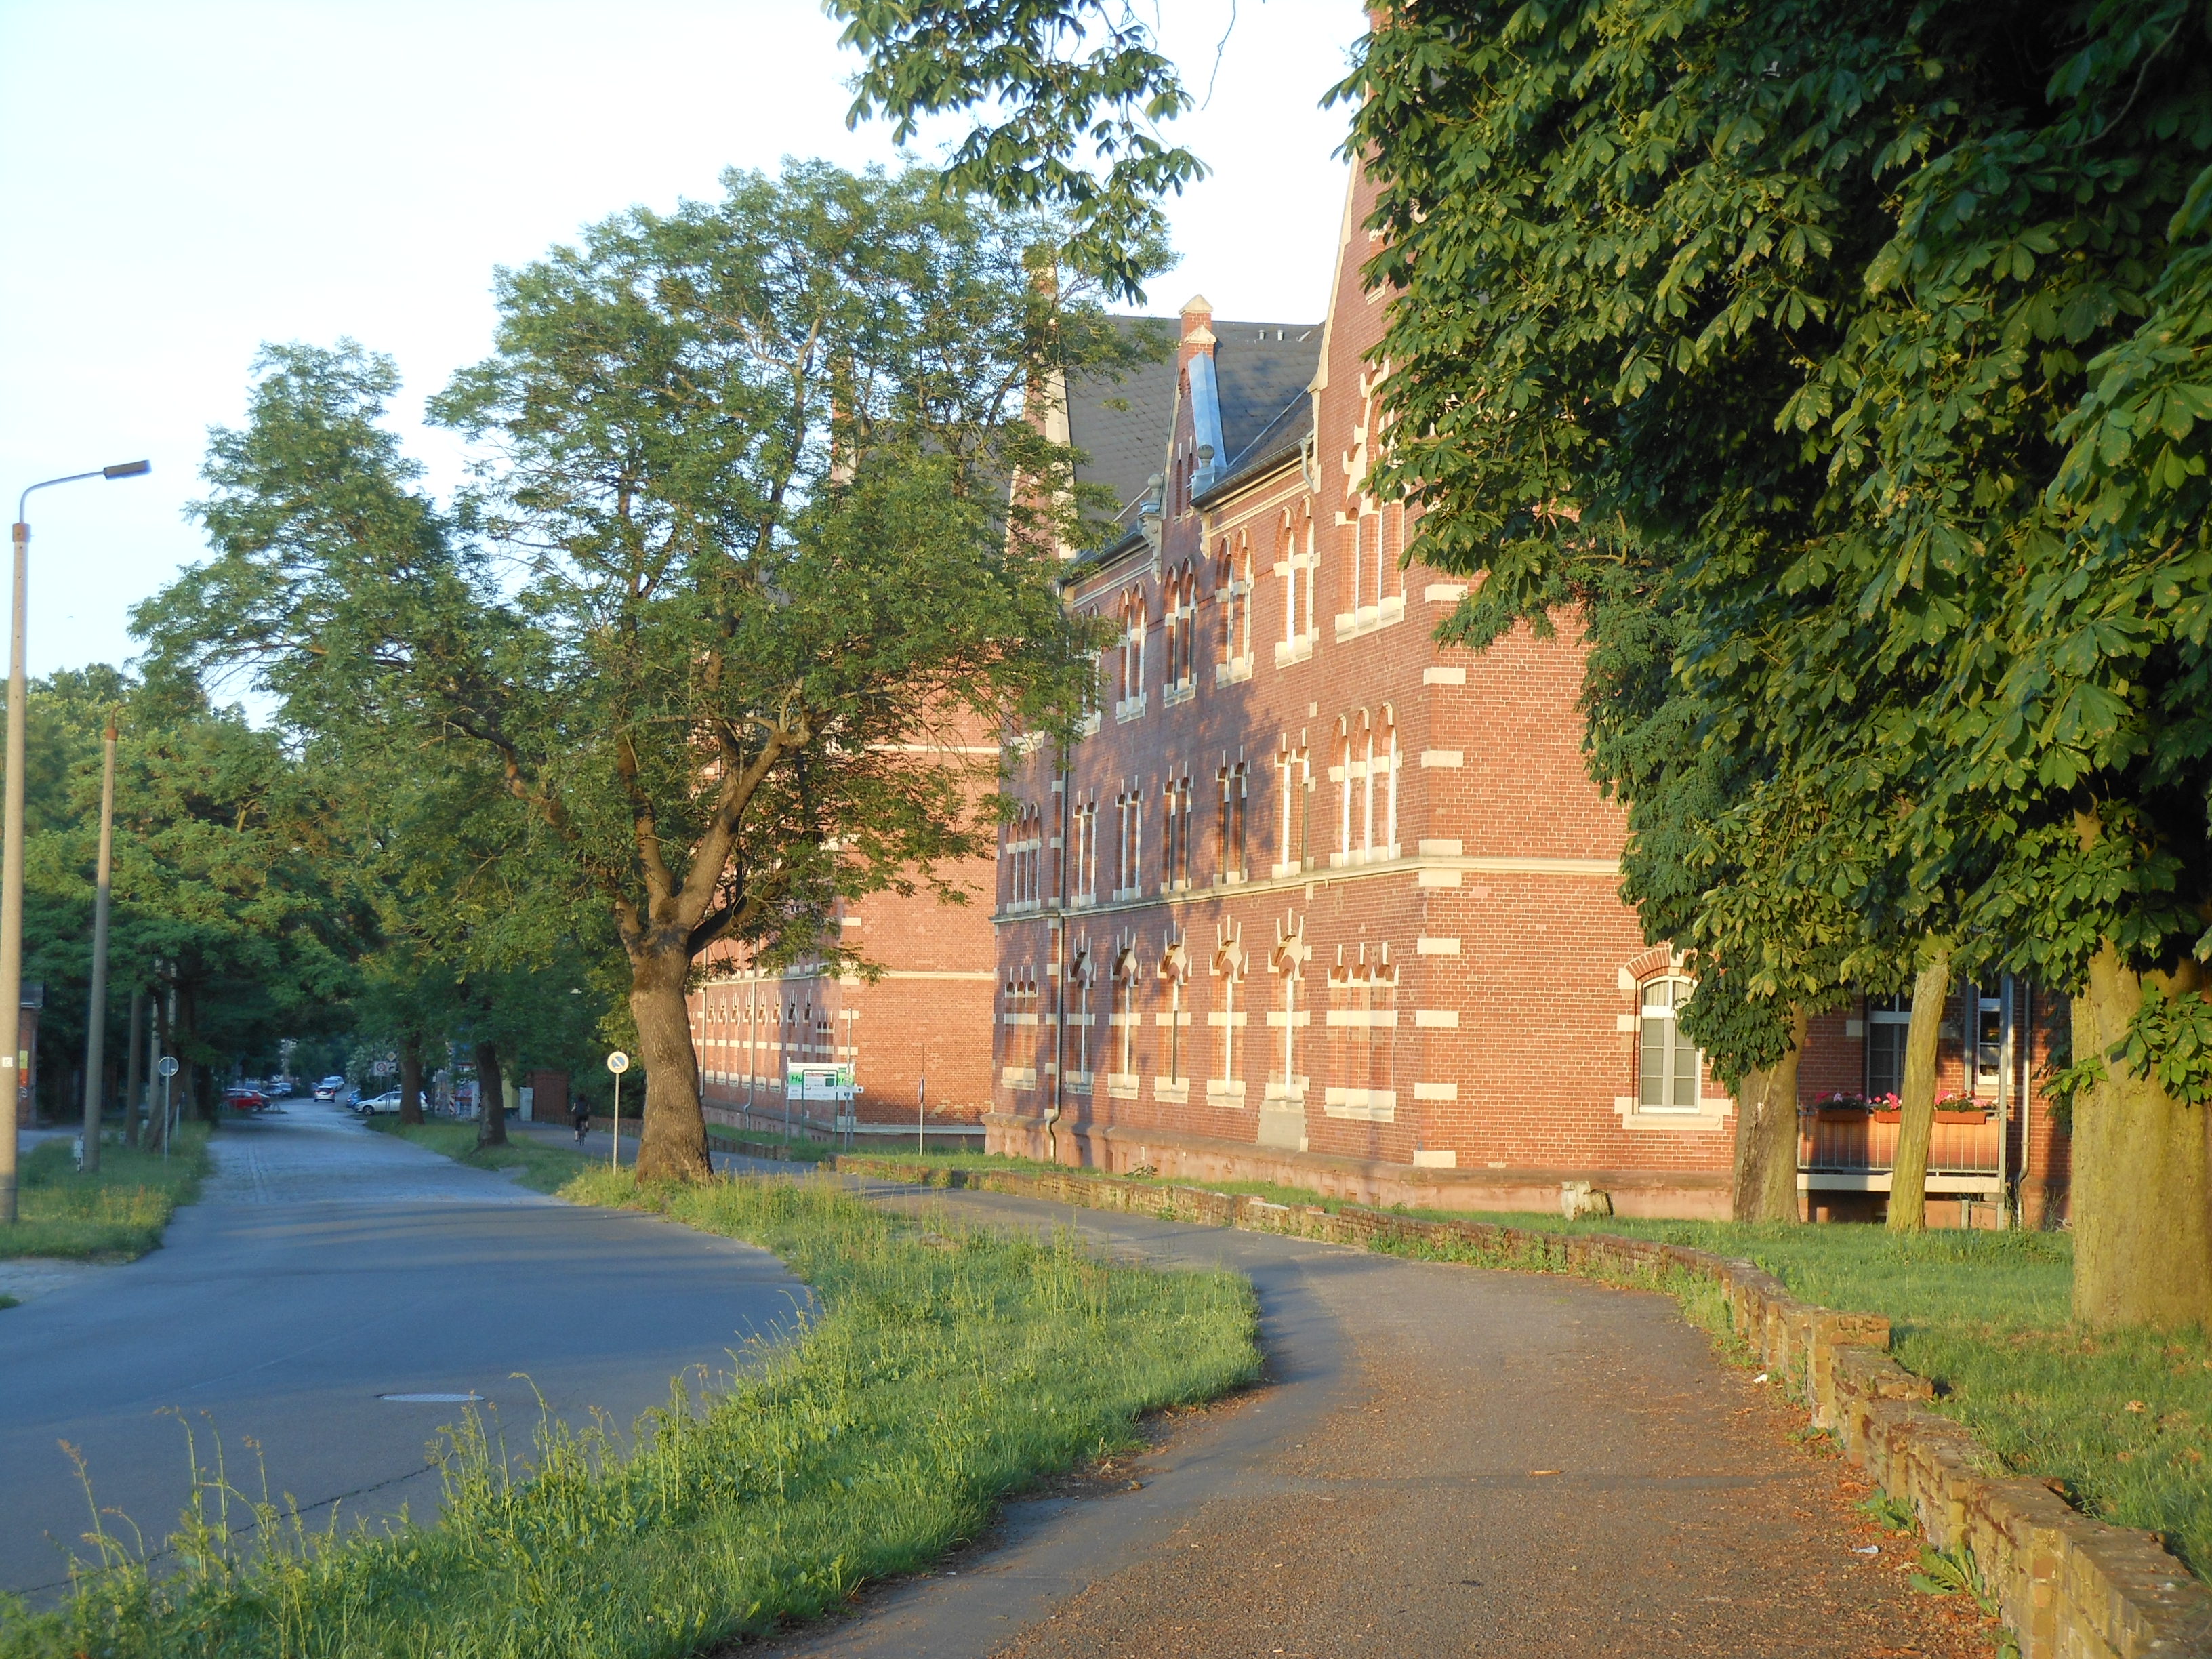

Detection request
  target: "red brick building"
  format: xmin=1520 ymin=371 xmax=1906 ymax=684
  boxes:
xmin=988 ymin=162 xmax=2073 ymax=1225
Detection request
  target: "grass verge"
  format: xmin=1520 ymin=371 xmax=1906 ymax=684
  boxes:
xmin=847 ymin=1149 xmax=2212 ymax=1581
xmin=364 ymin=1116 xmax=588 ymax=1194
xmin=706 ymin=1128 xmax=836 ymax=1164
xmin=1 ymin=1166 xmax=1258 ymax=1658
xmin=0 ymin=1127 xmax=211 ymax=1263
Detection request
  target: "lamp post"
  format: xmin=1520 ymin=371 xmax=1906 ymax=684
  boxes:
xmin=79 ymin=713 xmax=117 ymax=1172
xmin=1 ymin=462 xmax=149 ymax=1223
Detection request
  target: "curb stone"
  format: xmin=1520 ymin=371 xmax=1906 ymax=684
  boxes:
xmin=832 ymin=1155 xmax=2212 ymax=1659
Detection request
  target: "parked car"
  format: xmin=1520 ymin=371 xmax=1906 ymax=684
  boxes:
xmin=223 ymin=1086 xmax=271 ymax=1113
xmin=312 ymin=1075 xmax=348 ymax=1101
xmin=355 ymin=1090 xmax=403 ymax=1116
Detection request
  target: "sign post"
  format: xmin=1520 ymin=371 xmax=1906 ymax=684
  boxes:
xmin=916 ymin=1072 xmax=926 ymax=1157
xmin=606 ymin=1050 xmax=630 ymax=1171
xmin=156 ymin=1054 xmax=178 ymax=1160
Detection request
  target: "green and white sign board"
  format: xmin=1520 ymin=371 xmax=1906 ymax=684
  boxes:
xmin=786 ymin=1063 xmax=855 ymax=1101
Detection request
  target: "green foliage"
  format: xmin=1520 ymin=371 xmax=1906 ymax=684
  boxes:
xmin=1343 ymin=0 xmax=2212 ymax=1090
xmin=1858 ymin=1491 xmax=1917 ymax=1534
xmin=827 ymin=1 xmax=1189 ymax=302
xmin=5 ymin=670 xmax=365 ymax=1107
xmin=2112 ymin=981 xmax=2212 ymax=1105
xmin=138 ymin=164 xmax=1147 ymax=1155
xmin=0 ymin=1128 xmax=210 ymax=1261
xmin=1 ymin=1170 xmax=1258 ymax=1658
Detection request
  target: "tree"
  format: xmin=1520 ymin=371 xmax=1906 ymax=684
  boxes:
xmin=7 ymin=670 xmax=364 ymax=1126
xmin=140 ymin=162 xmax=1135 ymax=1181
xmin=1342 ymin=0 xmax=2212 ymax=1321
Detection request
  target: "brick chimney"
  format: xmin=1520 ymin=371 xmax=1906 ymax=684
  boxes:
xmin=1179 ymin=293 xmax=1216 ymax=368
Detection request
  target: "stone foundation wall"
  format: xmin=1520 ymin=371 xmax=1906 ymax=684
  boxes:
xmin=838 ymin=1155 xmax=2209 ymax=1659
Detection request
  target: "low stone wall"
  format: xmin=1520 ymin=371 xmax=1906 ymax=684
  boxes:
xmin=836 ymin=1155 xmax=2209 ymax=1659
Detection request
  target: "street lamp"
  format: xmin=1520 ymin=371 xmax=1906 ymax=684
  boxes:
xmin=1 ymin=462 xmax=150 ymax=1224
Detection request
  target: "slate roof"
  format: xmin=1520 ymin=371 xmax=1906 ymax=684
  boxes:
xmin=1065 ymin=317 xmax=1321 ymax=552
xmin=1208 ymin=321 xmax=1320 ymax=476
xmin=1195 ymin=383 xmax=1313 ymax=508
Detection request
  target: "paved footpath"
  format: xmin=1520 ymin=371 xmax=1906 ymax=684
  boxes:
xmin=0 ymin=1100 xmax=804 ymax=1599
xmin=765 ymin=1183 xmax=1994 ymax=1659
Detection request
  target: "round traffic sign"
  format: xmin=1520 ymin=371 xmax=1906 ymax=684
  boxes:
xmin=156 ymin=1056 xmax=179 ymax=1078
xmin=606 ymin=1050 xmax=630 ymax=1074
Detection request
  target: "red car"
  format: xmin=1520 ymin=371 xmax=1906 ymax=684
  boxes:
xmin=224 ymin=1086 xmax=271 ymax=1113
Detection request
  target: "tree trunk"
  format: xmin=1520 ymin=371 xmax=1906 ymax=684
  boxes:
xmin=1887 ymin=941 xmax=1954 ymax=1232
xmin=398 ymin=1033 xmax=425 ymax=1126
xmin=124 ymin=987 xmax=146 ymax=1149
xmin=177 ymin=982 xmax=207 ymax=1124
xmin=474 ymin=1040 xmax=507 ymax=1149
xmin=2071 ymin=943 xmax=2212 ymax=1330
xmin=630 ymin=943 xmax=711 ymax=1181
xmin=153 ymin=987 xmax=173 ymax=1153
xmin=1732 ymin=1005 xmax=1807 ymax=1222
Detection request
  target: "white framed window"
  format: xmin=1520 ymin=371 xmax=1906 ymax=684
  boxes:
xmin=1971 ymin=984 xmax=2003 ymax=1099
xmin=1866 ymin=992 xmax=1911 ymax=1101
xmin=1113 ymin=943 xmax=1141 ymax=1081
xmin=1637 ymin=977 xmax=1702 ymax=1112
xmin=1158 ymin=938 xmax=1189 ymax=1085
xmin=1210 ymin=923 xmax=1246 ymax=1096
xmin=1269 ymin=915 xmax=1309 ymax=1103
xmin=1274 ymin=738 xmax=1309 ymax=876
xmin=1216 ymin=760 xmax=1247 ymax=883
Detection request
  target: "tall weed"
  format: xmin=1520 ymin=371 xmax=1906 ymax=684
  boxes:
xmin=0 ymin=1170 xmax=1257 ymax=1658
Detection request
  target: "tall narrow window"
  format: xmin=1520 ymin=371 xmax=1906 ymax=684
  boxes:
xmin=1637 ymin=977 xmax=1701 ymax=1111
xmin=1299 ymin=515 xmax=1316 ymax=640
xmin=1336 ymin=719 xmax=1353 ymax=863
xmin=1971 ymin=985 xmax=2003 ymax=1098
xmin=1217 ymin=762 xmax=1247 ymax=882
xmin=1181 ymin=776 xmax=1194 ymax=888
xmin=1070 ymin=951 xmax=1092 ymax=1078
xmin=1866 ymin=993 xmax=1910 ymax=1101
xmin=1379 ymin=708 xmax=1399 ymax=855
xmin=1211 ymin=926 xmax=1246 ymax=1094
xmin=1075 ymin=802 xmax=1098 ymax=903
xmin=1232 ymin=539 xmax=1252 ymax=667
xmin=1164 ymin=571 xmax=1181 ymax=687
xmin=1275 ymin=741 xmax=1305 ymax=874
xmin=1368 ymin=947 xmax=1397 ymax=1093
xmin=1360 ymin=714 xmax=1376 ymax=856
xmin=1114 ymin=946 xmax=1140 ymax=1080
xmin=1158 ymin=940 xmax=1189 ymax=1084
xmin=1271 ymin=919 xmax=1307 ymax=1101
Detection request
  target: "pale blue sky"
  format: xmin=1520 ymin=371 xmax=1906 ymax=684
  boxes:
xmin=0 ymin=0 xmax=1359 ymax=678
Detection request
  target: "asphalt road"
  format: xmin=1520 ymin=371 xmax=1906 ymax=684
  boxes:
xmin=0 ymin=1099 xmax=806 ymax=1599
xmin=764 ymin=1184 xmax=1993 ymax=1659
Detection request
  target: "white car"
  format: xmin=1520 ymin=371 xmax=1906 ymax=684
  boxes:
xmin=354 ymin=1089 xmax=403 ymax=1116
xmin=312 ymin=1076 xmax=348 ymax=1101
